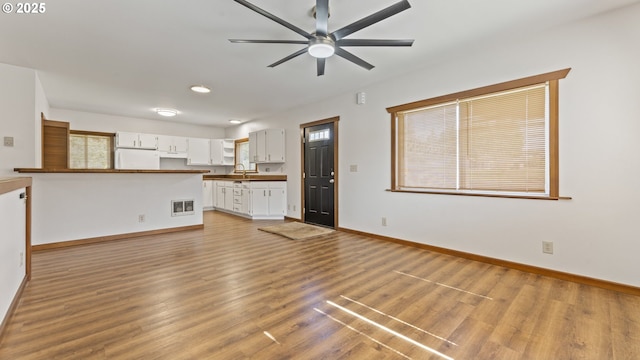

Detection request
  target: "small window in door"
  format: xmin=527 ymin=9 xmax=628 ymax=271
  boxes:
xmin=309 ymin=129 xmax=330 ymax=142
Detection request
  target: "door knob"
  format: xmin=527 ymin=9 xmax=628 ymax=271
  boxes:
xmin=329 ymin=179 xmax=334 ymax=184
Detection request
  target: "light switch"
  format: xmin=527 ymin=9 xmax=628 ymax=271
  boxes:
xmin=4 ymin=136 xmax=14 ymax=147
xmin=350 ymin=165 xmax=358 ymax=172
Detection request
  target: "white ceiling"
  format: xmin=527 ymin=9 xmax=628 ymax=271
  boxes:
xmin=1 ymin=0 xmax=637 ymax=127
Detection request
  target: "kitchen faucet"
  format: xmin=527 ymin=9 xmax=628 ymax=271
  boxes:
xmin=235 ymin=163 xmax=246 ymax=178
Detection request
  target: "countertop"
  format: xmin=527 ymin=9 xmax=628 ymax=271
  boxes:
xmin=203 ymin=174 xmax=287 ymax=181
xmin=0 ymin=177 xmax=32 ymax=195
xmin=14 ymin=168 xmax=210 ymax=174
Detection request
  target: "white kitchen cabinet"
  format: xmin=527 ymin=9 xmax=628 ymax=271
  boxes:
xmin=202 ymin=180 xmax=214 ymax=210
xmin=157 ymin=135 xmax=188 ymax=158
xmin=248 ymin=181 xmax=286 ymax=219
xmin=187 ymin=138 xmax=211 ymax=165
xmin=210 ymin=139 xmax=235 ymax=166
xmin=212 ymin=180 xmax=285 ymax=219
xmin=115 ymin=132 xmax=158 ymax=150
xmin=248 ymin=129 xmax=285 ymax=163
xmin=232 ymin=182 xmax=250 ymax=214
xmin=267 ymin=181 xmax=286 ymax=216
xmin=224 ymin=182 xmax=234 ymax=211
xmin=215 ymin=181 xmax=226 ymax=209
xmin=214 ymin=181 xmax=234 ymax=211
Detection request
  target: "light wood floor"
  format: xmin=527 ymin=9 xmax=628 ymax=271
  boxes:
xmin=1 ymin=211 xmax=639 ymax=359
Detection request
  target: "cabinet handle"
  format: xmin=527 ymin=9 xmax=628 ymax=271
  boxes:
xmin=269 ymin=190 xmax=271 ymax=196
xmin=263 ymin=190 xmax=266 ymax=196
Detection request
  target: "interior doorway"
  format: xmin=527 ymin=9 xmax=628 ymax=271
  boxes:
xmin=301 ymin=117 xmax=339 ymax=228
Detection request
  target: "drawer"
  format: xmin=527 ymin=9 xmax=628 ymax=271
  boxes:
xmin=233 ymin=205 xmax=242 ymax=212
xmin=233 ymin=188 xmax=242 ymax=196
xmin=233 ymin=197 xmax=242 ymax=204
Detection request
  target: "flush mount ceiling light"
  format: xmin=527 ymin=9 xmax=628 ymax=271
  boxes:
xmin=190 ymin=85 xmax=211 ymax=94
xmin=229 ymin=119 xmax=242 ymax=124
xmin=156 ymin=108 xmax=178 ymax=117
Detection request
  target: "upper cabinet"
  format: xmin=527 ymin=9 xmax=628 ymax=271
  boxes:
xmin=115 ymin=132 xmax=158 ymax=150
xmin=249 ymin=129 xmax=285 ymax=163
xmin=210 ymin=139 xmax=235 ymax=166
xmin=157 ymin=135 xmax=188 ymax=158
xmin=187 ymin=138 xmax=211 ymax=165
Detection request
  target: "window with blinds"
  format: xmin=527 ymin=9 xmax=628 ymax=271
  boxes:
xmin=69 ymin=131 xmax=114 ymax=169
xmin=388 ymin=69 xmax=570 ymax=199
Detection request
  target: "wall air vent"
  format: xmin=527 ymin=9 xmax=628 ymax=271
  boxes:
xmin=171 ymin=199 xmax=194 ymax=216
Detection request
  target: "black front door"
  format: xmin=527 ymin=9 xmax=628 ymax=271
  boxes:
xmin=304 ymin=123 xmax=335 ymax=228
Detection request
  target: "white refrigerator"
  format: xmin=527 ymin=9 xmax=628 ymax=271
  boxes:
xmin=115 ymin=149 xmax=160 ymax=170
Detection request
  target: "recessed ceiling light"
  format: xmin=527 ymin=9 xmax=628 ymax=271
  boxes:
xmin=190 ymin=85 xmax=211 ymax=94
xmin=229 ymin=119 xmax=242 ymax=124
xmin=156 ymin=108 xmax=178 ymax=117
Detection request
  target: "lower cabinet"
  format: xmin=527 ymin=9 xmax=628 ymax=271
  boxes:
xmin=248 ymin=181 xmax=286 ymax=219
xmin=203 ymin=180 xmax=214 ymax=210
xmin=214 ymin=181 xmax=234 ymax=211
xmin=212 ymin=180 xmax=285 ymax=220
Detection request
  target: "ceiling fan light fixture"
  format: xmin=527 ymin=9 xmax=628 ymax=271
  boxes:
xmin=308 ymin=38 xmax=335 ymax=58
xmin=156 ymin=108 xmax=178 ymax=117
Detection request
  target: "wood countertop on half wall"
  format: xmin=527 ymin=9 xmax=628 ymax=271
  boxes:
xmin=203 ymin=174 xmax=287 ymax=181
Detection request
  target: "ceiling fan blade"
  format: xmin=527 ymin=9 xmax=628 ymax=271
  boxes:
xmin=315 ymin=0 xmax=329 ymax=37
xmin=229 ymin=39 xmax=309 ymax=45
xmin=317 ymin=58 xmax=326 ymax=76
xmin=336 ymin=39 xmax=414 ymax=47
xmin=334 ymin=48 xmax=374 ymax=71
xmin=268 ymin=48 xmax=309 ymax=68
xmin=233 ymin=0 xmax=312 ymax=40
xmin=331 ymin=0 xmax=411 ymax=41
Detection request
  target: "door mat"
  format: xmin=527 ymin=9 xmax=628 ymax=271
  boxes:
xmin=258 ymin=222 xmax=334 ymax=240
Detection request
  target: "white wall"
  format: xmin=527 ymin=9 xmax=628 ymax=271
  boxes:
xmin=50 ymin=108 xmax=225 ymax=139
xmin=0 ymin=63 xmax=37 ymax=175
xmin=34 ymin=72 xmax=50 ymax=168
xmin=225 ymin=4 xmax=640 ymax=287
xmin=31 ymin=173 xmax=203 ymax=245
xmin=0 ymin=188 xmax=27 ymax=321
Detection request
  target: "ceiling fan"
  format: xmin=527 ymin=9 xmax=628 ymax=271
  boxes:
xmin=229 ymin=0 xmax=414 ymax=76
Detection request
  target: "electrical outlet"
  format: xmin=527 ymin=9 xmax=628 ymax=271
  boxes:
xmin=138 ymin=214 xmax=145 ymax=223
xmin=542 ymin=241 xmax=554 ymax=254
xmin=350 ymin=165 xmax=358 ymax=172
xmin=381 ymin=217 xmax=387 ymax=226
xmin=19 ymin=252 xmax=24 ymax=266
xmin=4 ymin=136 xmax=14 ymax=147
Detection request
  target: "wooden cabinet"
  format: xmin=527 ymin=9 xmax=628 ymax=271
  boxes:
xmin=210 ymin=139 xmax=235 ymax=166
xmin=157 ymin=135 xmax=188 ymax=158
xmin=187 ymin=138 xmax=211 ymax=165
xmin=115 ymin=132 xmax=158 ymax=150
xmin=248 ymin=129 xmax=285 ymax=163
xmin=202 ymin=180 xmax=214 ymax=210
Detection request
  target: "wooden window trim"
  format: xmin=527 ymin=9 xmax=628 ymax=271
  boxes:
xmin=386 ymin=68 xmax=571 ymax=114
xmin=388 ymin=68 xmax=571 ymax=200
xmin=234 ymin=138 xmax=258 ymax=173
